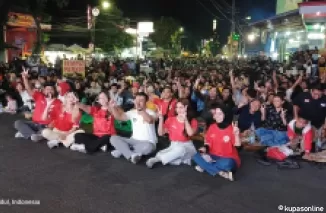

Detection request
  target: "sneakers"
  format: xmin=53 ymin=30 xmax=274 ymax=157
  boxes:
xmin=47 ymin=140 xmax=59 ymax=149
xmin=218 ymin=171 xmax=234 ymax=181
xmin=195 ymin=165 xmax=204 ymax=173
xmin=70 ymin=143 xmax=86 ymax=153
xmin=15 ymin=132 xmax=24 ymax=138
xmin=146 ymin=157 xmax=160 ymax=169
xmin=31 ymin=134 xmax=43 ymax=142
xmin=111 ymin=150 xmax=122 ymax=158
xmin=100 ymin=145 xmax=107 ymax=152
xmin=130 ymin=153 xmax=141 ymax=164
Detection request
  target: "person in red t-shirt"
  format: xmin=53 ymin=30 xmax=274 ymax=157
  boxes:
xmin=41 ymin=92 xmax=84 ymax=149
xmin=14 ymin=67 xmax=62 ymax=142
xmin=193 ymin=103 xmax=241 ymax=181
xmin=146 ymin=99 xmax=198 ymax=168
xmin=154 ymin=86 xmax=177 ymax=120
xmin=70 ymin=92 xmax=116 ymax=154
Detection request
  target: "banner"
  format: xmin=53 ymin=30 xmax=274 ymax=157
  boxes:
xmin=62 ymin=60 xmax=86 ymax=77
xmin=276 ymin=0 xmax=302 ymax=15
xmin=7 ymin=12 xmax=36 ymax=28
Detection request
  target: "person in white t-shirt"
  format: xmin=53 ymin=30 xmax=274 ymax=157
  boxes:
xmin=109 ymin=92 xmax=157 ymax=164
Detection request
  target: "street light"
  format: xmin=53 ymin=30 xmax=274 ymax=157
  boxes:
xmin=179 ymin=27 xmax=184 ymax=33
xmin=248 ymin=33 xmax=255 ymax=42
xmin=102 ymin=1 xmax=111 ymax=9
xmin=245 ymin=16 xmax=251 ymax=20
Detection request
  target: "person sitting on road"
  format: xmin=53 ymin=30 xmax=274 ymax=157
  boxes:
xmin=193 ymin=103 xmax=241 ymax=181
xmin=56 ymin=81 xmax=71 ymax=103
xmin=154 ymin=86 xmax=177 ymax=121
xmin=109 ymin=92 xmax=157 ymax=164
xmin=42 ymin=92 xmax=83 ymax=149
xmin=287 ymin=113 xmax=313 ymax=159
xmin=146 ymin=98 xmax=198 ymax=169
xmin=255 ymin=94 xmax=289 ymax=147
xmin=70 ymin=92 xmax=116 ymax=154
xmin=3 ymin=92 xmax=17 ymax=114
xmin=236 ymin=99 xmax=263 ymax=133
xmin=14 ymin=67 xmax=62 ymax=142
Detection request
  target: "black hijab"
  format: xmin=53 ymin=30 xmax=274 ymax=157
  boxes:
xmin=210 ymin=102 xmax=233 ymax=129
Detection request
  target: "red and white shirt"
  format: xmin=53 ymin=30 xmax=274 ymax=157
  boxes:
xmin=205 ymin=124 xmax=241 ymax=167
xmin=53 ymin=109 xmax=81 ymax=132
xmin=91 ymin=107 xmax=116 ymax=137
xmin=287 ymin=120 xmax=313 ymax=153
xmin=32 ymin=92 xmax=62 ymax=125
xmin=154 ymin=98 xmax=177 ymax=118
xmin=164 ymin=117 xmax=198 ymax=142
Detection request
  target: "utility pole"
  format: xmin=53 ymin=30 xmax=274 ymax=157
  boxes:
xmin=230 ymin=0 xmax=235 ymax=56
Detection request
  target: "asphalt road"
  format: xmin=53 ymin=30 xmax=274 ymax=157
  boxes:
xmin=0 ymin=113 xmax=325 ymax=213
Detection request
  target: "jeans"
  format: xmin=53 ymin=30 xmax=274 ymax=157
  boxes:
xmin=255 ymin=128 xmax=289 ymax=147
xmin=193 ymin=153 xmax=236 ymax=176
xmin=14 ymin=120 xmax=46 ymax=139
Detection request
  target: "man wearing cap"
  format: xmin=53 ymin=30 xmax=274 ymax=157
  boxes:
xmin=14 ymin=67 xmax=62 ymax=142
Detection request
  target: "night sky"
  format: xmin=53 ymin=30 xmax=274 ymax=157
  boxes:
xmin=48 ymin=0 xmax=276 ymax=48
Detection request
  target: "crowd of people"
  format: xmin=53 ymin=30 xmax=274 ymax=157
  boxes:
xmin=0 ymin=51 xmax=326 ymax=181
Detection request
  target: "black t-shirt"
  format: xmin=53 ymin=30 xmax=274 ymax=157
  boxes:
xmin=293 ymin=92 xmax=326 ymax=128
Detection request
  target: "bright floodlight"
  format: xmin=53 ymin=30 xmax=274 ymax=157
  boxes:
xmin=246 ymin=16 xmax=251 ymax=20
xmin=92 ymin=7 xmax=100 ymax=17
xmin=179 ymin=27 xmax=184 ymax=32
xmin=248 ymin=34 xmax=255 ymax=42
xmin=316 ymin=11 xmax=321 ymax=16
xmin=102 ymin=1 xmax=111 ymax=9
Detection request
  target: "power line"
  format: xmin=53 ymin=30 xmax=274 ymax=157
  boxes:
xmin=194 ymin=0 xmax=223 ymax=20
xmin=208 ymin=0 xmax=231 ymax=22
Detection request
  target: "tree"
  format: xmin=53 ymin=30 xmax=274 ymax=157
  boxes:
xmin=150 ymin=17 xmax=180 ymax=49
xmin=171 ymin=30 xmax=183 ymax=56
xmin=94 ymin=5 xmax=134 ymax=53
xmin=0 ymin=0 xmax=69 ymax=53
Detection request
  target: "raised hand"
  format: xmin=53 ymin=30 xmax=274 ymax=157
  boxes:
xmin=156 ymin=105 xmax=163 ymax=119
xmin=109 ymin=99 xmax=116 ymax=109
xmin=281 ymin=108 xmax=287 ymax=119
xmin=260 ymin=104 xmax=266 ymax=114
xmin=232 ymin=121 xmax=240 ymax=136
xmin=22 ymin=67 xmax=29 ymax=78
xmin=179 ymin=105 xmax=188 ymax=121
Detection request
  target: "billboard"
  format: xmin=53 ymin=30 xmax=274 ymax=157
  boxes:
xmin=62 ymin=60 xmax=86 ymax=77
xmin=137 ymin=22 xmax=154 ymax=33
xmin=276 ymin=0 xmax=302 ymax=15
xmin=7 ymin=12 xmax=36 ymax=28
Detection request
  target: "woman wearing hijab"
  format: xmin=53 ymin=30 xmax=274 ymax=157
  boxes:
xmin=193 ymin=103 xmax=241 ymax=181
xmin=146 ymin=98 xmax=198 ymax=168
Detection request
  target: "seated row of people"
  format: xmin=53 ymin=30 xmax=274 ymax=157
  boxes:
xmin=11 ymin=68 xmax=324 ymax=181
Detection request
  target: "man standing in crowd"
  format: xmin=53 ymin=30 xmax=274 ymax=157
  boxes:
xmin=14 ymin=67 xmax=61 ymax=142
xmin=109 ymin=92 xmax=157 ymax=164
